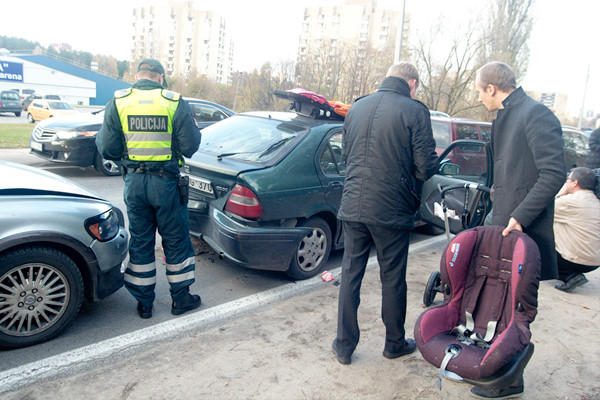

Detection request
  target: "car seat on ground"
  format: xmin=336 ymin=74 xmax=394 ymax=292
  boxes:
xmin=414 ymin=225 xmax=540 ymax=390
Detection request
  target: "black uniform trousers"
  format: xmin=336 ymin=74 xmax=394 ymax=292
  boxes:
xmin=335 ymin=221 xmax=410 ymax=357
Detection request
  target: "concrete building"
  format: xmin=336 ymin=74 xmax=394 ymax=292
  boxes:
xmin=131 ymin=0 xmax=233 ymax=84
xmin=297 ymin=0 xmax=400 ymax=62
xmin=0 ymin=53 xmax=129 ymax=106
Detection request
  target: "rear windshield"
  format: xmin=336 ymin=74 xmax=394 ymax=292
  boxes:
xmin=1 ymin=91 xmax=19 ymax=100
xmin=198 ymin=115 xmax=308 ymax=163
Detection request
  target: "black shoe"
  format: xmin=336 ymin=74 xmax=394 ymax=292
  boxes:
xmin=383 ymin=338 xmax=417 ymax=359
xmin=471 ymin=377 xmax=524 ymax=399
xmin=471 ymin=384 xmax=524 ymax=399
xmin=137 ymin=302 xmax=153 ymax=319
xmin=555 ymin=273 xmax=588 ymax=292
xmin=331 ymin=340 xmax=351 ymax=365
xmin=171 ymin=293 xmax=201 ymax=315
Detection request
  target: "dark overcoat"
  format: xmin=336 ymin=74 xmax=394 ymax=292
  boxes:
xmin=337 ymin=77 xmax=438 ymax=229
xmin=491 ymin=87 xmax=566 ymax=280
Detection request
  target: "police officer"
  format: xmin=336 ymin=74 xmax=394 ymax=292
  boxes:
xmin=96 ymin=59 xmax=201 ymax=319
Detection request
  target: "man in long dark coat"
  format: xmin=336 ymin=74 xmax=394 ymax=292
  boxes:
xmin=332 ymin=62 xmax=438 ymax=365
xmin=473 ymin=61 xmax=566 ymax=398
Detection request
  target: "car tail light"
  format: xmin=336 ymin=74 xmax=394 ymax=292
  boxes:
xmin=225 ymin=184 xmax=262 ymax=219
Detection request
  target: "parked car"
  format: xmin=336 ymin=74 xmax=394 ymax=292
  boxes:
xmin=0 ymin=90 xmax=22 ymax=117
xmin=0 ymin=160 xmax=128 ymax=349
xmin=22 ymin=93 xmax=42 ymax=111
xmin=29 ymin=98 xmax=234 ymax=176
xmin=562 ymin=126 xmax=589 ymax=169
xmin=184 ymin=111 xmax=345 ymax=280
xmin=27 ymin=100 xmax=79 ymax=123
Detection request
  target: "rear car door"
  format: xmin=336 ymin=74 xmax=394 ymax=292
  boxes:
xmin=420 ymin=140 xmax=492 ymax=234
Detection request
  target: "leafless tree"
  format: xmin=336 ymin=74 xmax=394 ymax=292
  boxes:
xmin=481 ymin=0 xmax=534 ymax=78
xmin=414 ymin=25 xmax=484 ymax=117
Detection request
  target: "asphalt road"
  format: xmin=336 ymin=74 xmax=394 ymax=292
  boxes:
xmin=0 ymin=148 xmax=436 ymax=371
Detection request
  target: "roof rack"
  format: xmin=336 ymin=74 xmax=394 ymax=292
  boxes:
xmin=273 ymin=88 xmax=346 ymax=121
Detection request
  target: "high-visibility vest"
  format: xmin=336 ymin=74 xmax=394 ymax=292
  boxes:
xmin=114 ymin=88 xmax=180 ymax=162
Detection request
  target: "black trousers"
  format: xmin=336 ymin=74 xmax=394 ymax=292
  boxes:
xmin=335 ymin=221 xmax=410 ymax=356
xmin=556 ymin=252 xmax=598 ymax=282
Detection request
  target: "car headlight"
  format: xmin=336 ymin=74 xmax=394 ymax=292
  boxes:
xmin=55 ymin=130 xmax=98 ymax=140
xmin=85 ymin=208 xmax=121 ymax=242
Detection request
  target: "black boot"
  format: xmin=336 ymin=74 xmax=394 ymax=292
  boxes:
xmin=471 ymin=376 xmax=524 ymax=399
xmin=171 ymin=293 xmax=202 ymax=315
xmin=137 ymin=302 xmax=153 ymax=319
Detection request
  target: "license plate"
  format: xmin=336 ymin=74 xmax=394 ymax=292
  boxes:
xmin=31 ymin=141 xmax=43 ymax=152
xmin=188 ymin=175 xmax=214 ymax=195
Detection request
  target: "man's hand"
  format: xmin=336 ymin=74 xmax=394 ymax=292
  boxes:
xmin=502 ymin=217 xmax=523 ymax=237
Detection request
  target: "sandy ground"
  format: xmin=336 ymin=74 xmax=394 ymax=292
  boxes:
xmin=2 ymin=242 xmax=599 ymax=400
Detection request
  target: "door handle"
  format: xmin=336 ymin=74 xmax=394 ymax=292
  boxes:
xmin=329 ymin=181 xmax=343 ymax=188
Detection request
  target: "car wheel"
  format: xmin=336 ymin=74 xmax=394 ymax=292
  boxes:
xmin=416 ymin=223 xmax=444 ymax=236
xmin=287 ymin=217 xmax=332 ymax=280
xmin=14 ymin=111 xmax=21 ymax=117
xmin=27 ymin=113 xmax=35 ymax=123
xmin=94 ymin=153 xmax=121 ymax=176
xmin=0 ymin=247 xmax=84 ymax=349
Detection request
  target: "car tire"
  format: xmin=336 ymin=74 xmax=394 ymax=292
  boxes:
xmin=14 ymin=111 xmax=21 ymax=117
xmin=287 ymin=217 xmax=332 ymax=280
xmin=0 ymin=247 xmax=84 ymax=349
xmin=94 ymin=152 xmax=121 ymax=176
xmin=27 ymin=113 xmax=35 ymax=123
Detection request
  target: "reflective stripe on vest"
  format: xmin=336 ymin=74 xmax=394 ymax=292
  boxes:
xmin=115 ymin=88 xmax=179 ymax=162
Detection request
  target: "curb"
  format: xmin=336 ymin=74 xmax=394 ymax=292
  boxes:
xmin=0 ymin=234 xmax=447 ymax=394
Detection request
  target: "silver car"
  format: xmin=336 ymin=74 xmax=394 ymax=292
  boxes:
xmin=0 ymin=161 xmax=128 ymax=349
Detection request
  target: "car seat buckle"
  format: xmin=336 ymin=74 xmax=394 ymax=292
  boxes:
xmin=437 ymin=344 xmax=463 ymax=390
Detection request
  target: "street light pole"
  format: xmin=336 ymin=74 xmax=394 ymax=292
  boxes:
xmin=577 ymin=64 xmax=590 ymax=129
xmin=394 ymin=0 xmax=406 ymax=64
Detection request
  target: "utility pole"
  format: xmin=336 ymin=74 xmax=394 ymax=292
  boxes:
xmin=394 ymin=0 xmax=406 ymax=64
xmin=577 ymin=64 xmax=590 ymax=129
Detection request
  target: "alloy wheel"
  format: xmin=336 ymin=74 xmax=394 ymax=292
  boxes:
xmin=0 ymin=263 xmax=70 ymax=337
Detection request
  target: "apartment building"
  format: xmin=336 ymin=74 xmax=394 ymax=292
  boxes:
xmin=131 ymin=0 xmax=233 ymax=84
xmin=296 ymin=0 xmax=403 ymax=101
xmin=298 ymin=0 xmax=401 ymax=61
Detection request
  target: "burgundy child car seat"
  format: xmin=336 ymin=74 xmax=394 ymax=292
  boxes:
xmin=414 ymin=226 xmax=540 ymax=388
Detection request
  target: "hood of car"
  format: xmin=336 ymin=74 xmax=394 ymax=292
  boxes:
xmin=38 ymin=112 xmax=103 ymax=130
xmin=0 ymin=161 xmax=103 ymax=200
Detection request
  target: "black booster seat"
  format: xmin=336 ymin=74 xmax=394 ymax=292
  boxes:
xmin=414 ymin=226 xmax=540 ymax=389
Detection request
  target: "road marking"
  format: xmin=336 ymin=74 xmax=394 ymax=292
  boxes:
xmin=0 ymin=234 xmax=446 ymax=394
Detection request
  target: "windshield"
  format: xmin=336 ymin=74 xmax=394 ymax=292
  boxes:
xmin=198 ymin=115 xmax=307 ymax=163
xmin=48 ymin=102 xmax=73 ymax=110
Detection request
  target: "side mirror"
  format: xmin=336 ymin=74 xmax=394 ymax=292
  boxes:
xmin=440 ymin=162 xmax=460 ymax=176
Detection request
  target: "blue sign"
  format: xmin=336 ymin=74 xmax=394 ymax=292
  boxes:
xmin=0 ymin=61 xmax=24 ymax=83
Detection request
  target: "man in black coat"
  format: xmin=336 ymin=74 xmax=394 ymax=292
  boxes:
xmin=332 ymin=62 xmax=438 ymax=365
xmin=472 ymin=61 xmax=566 ymax=398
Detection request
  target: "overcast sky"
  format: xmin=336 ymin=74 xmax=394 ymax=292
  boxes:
xmin=0 ymin=0 xmax=597 ymax=117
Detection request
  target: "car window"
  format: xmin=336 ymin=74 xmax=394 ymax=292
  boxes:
xmin=32 ymin=101 xmax=43 ymax=108
xmin=189 ymin=103 xmax=228 ymax=123
xmin=563 ymin=129 xmax=588 ymax=152
xmin=456 ymin=124 xmax=479 ymax=140
xmin=432 ymin=120 xmax=451 ymax=149
xmin=479 ymin=125 xmax=491 ymax=142
xmin=44 ymin=95 xmax=61 ymax=100
xmin=319 ymin=131 xmax=345 ymax=176
xmin=440 ymin=142 xmax=488 ymax=184
xmin=1 ymin=91 xmax=19 ymax=101
xmin=198 ymin=115 xmax=307 ymax=163
xmin=48 ymin=102 xmax=73 ymax=110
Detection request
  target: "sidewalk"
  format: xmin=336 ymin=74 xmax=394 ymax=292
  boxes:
xmin=2 ymin=241 xmax=599 ymax=400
